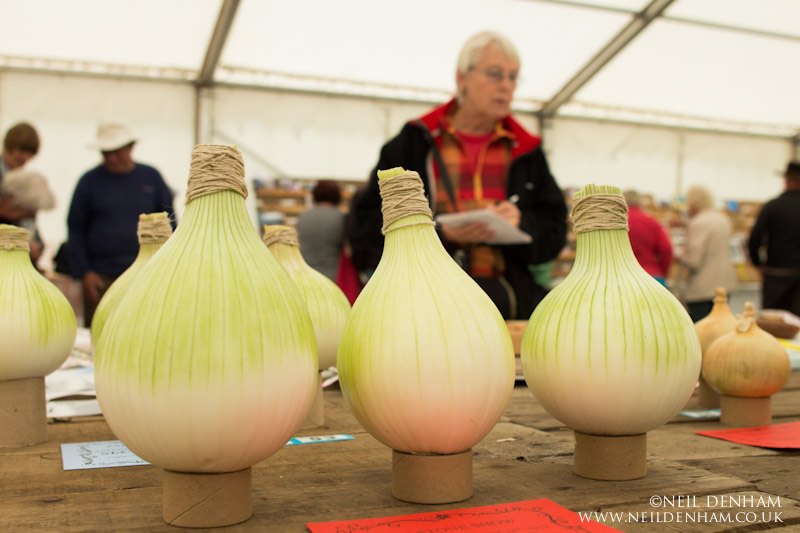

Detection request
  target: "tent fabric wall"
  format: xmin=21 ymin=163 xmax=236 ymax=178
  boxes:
xmin=0 ymin=70 xmax=792 ymax=265
xmin=545 ymin=118 xmax=789 ymax=203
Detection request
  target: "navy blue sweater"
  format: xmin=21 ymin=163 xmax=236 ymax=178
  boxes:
xmin=67 ymin=163 xmax=176 ymax=278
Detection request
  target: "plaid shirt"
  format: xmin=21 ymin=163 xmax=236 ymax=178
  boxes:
xmin=434 ymin=111 xmax=515 ymax=277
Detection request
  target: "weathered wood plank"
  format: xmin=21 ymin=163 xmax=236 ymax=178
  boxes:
xmin=1 ymin=380 xmax=798 ymax=531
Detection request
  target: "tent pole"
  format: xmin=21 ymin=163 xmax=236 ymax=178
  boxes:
xmin=539 ymin=0 xmax=675 ymax=118
xmin=194 ymin=87 xmax=215 ymax=146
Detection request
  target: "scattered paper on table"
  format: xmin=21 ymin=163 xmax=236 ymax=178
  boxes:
xmin=680 ymin=409 xmax=720 ymax=419
xmin=321 ymin=366 xmax=339 ymax=388
xmin=61 ymin=440 xmax=149 ymax=470
xmin=696 ymin=421 xmax=800 ymax=449
xmin=307 ymin=498 xmax=619 ymax=532
xmin=47 ymin=399 xmax=102 ymax=419
xmin=286 ymin=434 xmax=353 ymax=446
xmin=46 ymin=365 xmax=95 ymax=401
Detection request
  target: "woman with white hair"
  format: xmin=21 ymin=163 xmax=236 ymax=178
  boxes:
xmin=349 ymin=31 xmax=567 ymax=319
xmin=676 ymin=185 xmax=737 ymax=321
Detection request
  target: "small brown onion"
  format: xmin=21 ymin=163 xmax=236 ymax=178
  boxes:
xmin=695 ymin=287 xmax=737 ymax=353
xmin=702 ymin=302 xmax=791 ymax=397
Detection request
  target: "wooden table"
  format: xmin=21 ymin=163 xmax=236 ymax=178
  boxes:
xmin=2 ymin=376 xmax=800 ymax=532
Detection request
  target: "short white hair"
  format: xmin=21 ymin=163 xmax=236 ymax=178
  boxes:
xmin=456 ymin=31 xmax=520 ymax=76
xmin=686 ymin=185 xmax=714 ymax=211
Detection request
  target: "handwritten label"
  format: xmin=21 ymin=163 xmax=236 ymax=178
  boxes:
xmin=696 ymin=421 xmax=800 ymax=449
xmin=62 ymin=434 xmax=355 ymax=470
xmin=61 ymin=441 xmax=149 ymax=470
xmin=307 ymin=498 xmax=619 ymax=532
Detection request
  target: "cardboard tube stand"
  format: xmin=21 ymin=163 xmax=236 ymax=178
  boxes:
xmin=300 ymin=373 xmax=325 ymax=429
xmin=0 ymin=377 xmax=48 ymax=447
xmin=695 ymin=377 xmax=720 ymax=409
xmin=162 ymin=468 xmax=252 ymax=528
xmin=721 ymin=395 xmax=771 ymax=427
xmin=573 ymin=432 xmax=647 ymax=481
xmin=392 ymin=449 xmax=472 ymax=504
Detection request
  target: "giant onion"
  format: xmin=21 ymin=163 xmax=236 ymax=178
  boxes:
xmin=0 ymin=224 xmax=76 ymax=446
xmin=521 ymin=184 xmax=700 ymax=479
xmin=94 ymin=145 xmax=317 ymax=527
xmin=263 ymin=224 xmax=349 ymax=371
xmin=338 ymin=168 xmax=514 ymax=503
xmin=91 ymin=211 xmax=172 ymax=346
xmin=263 ymin=224 xmax=350 ymax=427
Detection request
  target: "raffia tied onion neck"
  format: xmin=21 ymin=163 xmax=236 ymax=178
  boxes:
xmin=185 ymin=145 xmax=248 ymax=204
xmin=378 ymin=170 xmax=434 ymax=235
xmin=262 ymin=225 xmax=299 ymax=247
xmin=571 ymin=194 xmax=629 ymax=234
xmin=137 ymin=213 xmax=172 ymax=244
xmin=0 ymin=224 xmax=30 ymax=252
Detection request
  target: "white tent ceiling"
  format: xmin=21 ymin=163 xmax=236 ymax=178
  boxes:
xmin=2 ymin=0 xmax=799 ymax=140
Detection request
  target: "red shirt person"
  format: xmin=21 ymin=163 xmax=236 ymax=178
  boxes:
xmin=623 ymin=190 xmax=673 ymax=285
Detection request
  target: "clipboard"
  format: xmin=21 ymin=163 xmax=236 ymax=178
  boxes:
xmin=435 ymin=209 xmax=532 ymax=245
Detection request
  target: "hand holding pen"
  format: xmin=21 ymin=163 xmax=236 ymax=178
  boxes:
xmin=487 ymin=194 xmax=521 ymax=228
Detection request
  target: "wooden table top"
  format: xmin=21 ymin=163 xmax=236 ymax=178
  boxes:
xmin=2 ymin=376 xmax=800 ymax=532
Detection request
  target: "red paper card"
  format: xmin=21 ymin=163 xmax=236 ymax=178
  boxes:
xmin=306 ymin=498 xmax=619 ymax=532
xmin=696 ymin=421 xmax=800 ymax=449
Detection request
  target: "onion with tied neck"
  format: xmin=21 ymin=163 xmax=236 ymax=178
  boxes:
xmin=0 ymin=224 xmax=77 ymax=381
xmin=337 ymin=167 xmax=514 ymax=456
xmin=263 ymin=224 xmax=349 ymax=371
xmin=94 ymin=145 xmax=318 ymax=475
xmin=0 ymin=224 xmax=78 ymax=446
xmin=91 ymin=211 xmax=173 ymax=347
xmin=521 ymin=184 xmax=701 ymax=437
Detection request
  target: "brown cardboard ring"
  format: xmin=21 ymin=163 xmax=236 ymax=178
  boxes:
xmin=720 ymin=395 xmax=771 ymax=427
xmin=573 ymin=431 xmax=647 ymax=481
xmin=0 ymin=377 xmax=47 ymax=447
xmin=391 ymin=448 xmax=472 ymax=504
xmin=162 ymin=467 xmax=252 ymax=528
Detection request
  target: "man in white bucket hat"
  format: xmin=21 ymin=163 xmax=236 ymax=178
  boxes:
xmin=67 ymin=122 xmax=176 ymax=326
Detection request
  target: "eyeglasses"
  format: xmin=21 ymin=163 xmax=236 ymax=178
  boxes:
xmin=470 ymin=67 xmax=519 ymax=85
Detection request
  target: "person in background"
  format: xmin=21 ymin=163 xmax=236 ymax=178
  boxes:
xmin=348 ymin=31 xmax=567 ymax=320
xmin=747 ymin=161 xmax=800 ymax=316
xmin=67 ymin=122 xmax=176 ymax=327
xmin=296 ymin=180 xmax=345 ymax=281
xmin=0 ymin=167 xmax=56 ymax=242
xmin=0 ymin=122 xmax=45 ymax=265
xmin=675 ymin=185 xmax=737 ymax=322
xmin=623 ymin=189 xmax=673 ymax=286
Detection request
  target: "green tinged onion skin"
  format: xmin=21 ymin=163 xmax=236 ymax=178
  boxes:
xmin=0 ymin=225 xmax=77 ymax=380
xmin=264 ymin=227 xmax=350 ymax=370
xmin=521 ymin=184 xmax=700 ymax=436
xmin=338 ymin=170 xmax=515 ymax=455
xmin=91 ymin=213 xmax=172 ymax=347
xmin=94 ymin=149 xmax=317 ymax=474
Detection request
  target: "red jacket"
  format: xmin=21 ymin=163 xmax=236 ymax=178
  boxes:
xmin=627 ymin=206 xmax=673 ymax=278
